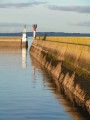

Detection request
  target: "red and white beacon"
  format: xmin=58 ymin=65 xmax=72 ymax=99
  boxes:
xmin=32 ymin=24 xmax=37 ymax=38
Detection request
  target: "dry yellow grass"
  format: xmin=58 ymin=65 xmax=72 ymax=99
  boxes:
xmin=35 ymin=36 xmax=90 ymax=45
xmin=0 ymin=37 xmax=22 ymax=42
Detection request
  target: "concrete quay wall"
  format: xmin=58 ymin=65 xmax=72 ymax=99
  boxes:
xmin=30 ymin=37 xmax=90 ymax=114
xmin=0 ymin=37 xmax=22 ymax=47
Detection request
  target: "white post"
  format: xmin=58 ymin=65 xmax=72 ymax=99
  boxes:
xmin=33 ymin=31 xmax=36 ymax=38
xmin=22 ymin=25 xmax=28 ymax=48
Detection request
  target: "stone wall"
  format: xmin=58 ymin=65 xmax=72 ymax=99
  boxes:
xmin=30 ymin=38 xmax=90 ymax=114
xmin=0 ymin=37 xmax=22 ymax=48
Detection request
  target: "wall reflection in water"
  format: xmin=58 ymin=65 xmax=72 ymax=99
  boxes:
xmin=0 ymin=48 xmax=21 ymax=69
xmin=0 ymin=47 xmax=27 ymax=69
xmin=30 ymin=55 xmax=90 ymax=120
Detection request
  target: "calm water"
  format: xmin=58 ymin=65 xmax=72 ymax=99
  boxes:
xmin=0 ymin=37 xmax=89 ymax=120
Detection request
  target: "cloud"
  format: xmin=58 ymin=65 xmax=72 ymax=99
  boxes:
xmin=0 ymin=1 xmax=47 ymax=8
xmin=0 ymin=22 xmax=32 ymax=33
xmin=48 ymin=5 xmax=90 ymax=13
xmin=0 ymin=23 xmax=32 ymax=27
xmin=69 ymin=21 xmax=90 ymax=26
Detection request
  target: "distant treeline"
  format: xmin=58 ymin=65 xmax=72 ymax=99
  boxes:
xmin=0 ymin=32 xmax=90 ymax=37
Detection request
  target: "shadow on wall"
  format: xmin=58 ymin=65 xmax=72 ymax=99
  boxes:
xmin=30 ymin=41 xmax=90 ymax=115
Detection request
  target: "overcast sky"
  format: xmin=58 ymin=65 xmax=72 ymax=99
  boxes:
xmin=0 ymin=0 xmax=90 ymax=33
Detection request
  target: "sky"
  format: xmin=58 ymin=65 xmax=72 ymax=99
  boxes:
xmin=0 ymin=0 xmax=90 ymax=33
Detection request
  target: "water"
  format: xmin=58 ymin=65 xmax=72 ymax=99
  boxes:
xmin=0 ymin=37 xmax=89 ymax=120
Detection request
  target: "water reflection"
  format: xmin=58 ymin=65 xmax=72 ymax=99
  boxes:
xmin=32 ymin=65 xmax=36 ymax=88
xmin=0 ymin=48 xmax=21 ymax=69
xmin=22 ymin=48 xmax=27 ymax=69
xmin=0 ymin=45 xmax=89 ymax=120
xmin=30 ymin=55 xmax=90 ymax=120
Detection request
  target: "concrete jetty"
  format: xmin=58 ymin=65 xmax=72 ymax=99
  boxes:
xmin=0 ymin=37 xmax=22 ymax=48
xmin=0 ymin=36 xmax=28 ymax=48
xmin=0 ymin=26 xmax=28 ymax=48
xmin=30 ymin=36 xmax=90 ymax=114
